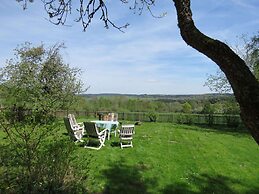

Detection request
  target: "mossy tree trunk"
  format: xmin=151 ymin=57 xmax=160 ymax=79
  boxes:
xmin=173 ymin=0 xmax=259 ymax=144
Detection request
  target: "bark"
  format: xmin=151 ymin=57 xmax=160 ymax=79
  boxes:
xmin=173 ymin=0 xmax=259 ymax=144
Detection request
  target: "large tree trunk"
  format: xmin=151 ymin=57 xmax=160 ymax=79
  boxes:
xmin=173 ymin=0 xmax=259 ymax=144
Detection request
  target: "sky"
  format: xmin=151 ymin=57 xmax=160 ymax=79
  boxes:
xmin=0 ymin=0 xmax=258 ymax=95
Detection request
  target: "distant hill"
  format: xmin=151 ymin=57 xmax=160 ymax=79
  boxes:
xmin=81 ymin=93 xmax=234 ymax=102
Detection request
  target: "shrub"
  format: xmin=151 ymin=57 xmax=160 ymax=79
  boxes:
xmin=147 ymin=112 xmax=158 ymax=122
xmin=184 ymin=114 xmax=193 ymax=125
xmin=225 ymin=115 xmax=240 ymax=128
xmin=0 ymin=127 xmax=89 ymax=194
xmin=205 ymin=114 xmax=214 ymax=126
xmin=176 ymin=113 xmax=184 ymax=124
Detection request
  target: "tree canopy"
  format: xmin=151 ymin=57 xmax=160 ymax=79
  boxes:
xmin=0 ymin=42 xmax=83 ymax=122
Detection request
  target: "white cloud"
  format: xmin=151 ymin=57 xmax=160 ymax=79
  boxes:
xmin=0 ymin=1 xmax=258 ymax=94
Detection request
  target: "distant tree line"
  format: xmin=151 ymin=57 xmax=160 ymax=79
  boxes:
xmin=69 ymin=95 xmax=240 ymax=116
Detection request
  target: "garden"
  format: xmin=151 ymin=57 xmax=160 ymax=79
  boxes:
xmin=1 ymin=119 xmax=259 ymax=193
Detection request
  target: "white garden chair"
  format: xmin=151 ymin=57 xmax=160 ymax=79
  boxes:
xmin=64 ymin=117 xmax=84 ymax=142
xmin=68 ymin=114 xmax=84 ymax=133
xmin=83 ymin=122 xmax=109 ymax=150
xmin=119 ymin=124 xmax=135 ymax=149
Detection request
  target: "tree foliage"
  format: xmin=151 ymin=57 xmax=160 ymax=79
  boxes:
xmin=205 ymin=33 xmax=259 ymax=93
xmin=71 ymin=95 xmax=238 ymax=116
xmin=0 ymin=43 xmax=87 ymax=193
xmin=245 ymin=33 xmax=259 ymax=79
xmin=182 ymin=102 xmax=192 ymax=113
xmin=0 ymin=42 xmax=83 ymax=122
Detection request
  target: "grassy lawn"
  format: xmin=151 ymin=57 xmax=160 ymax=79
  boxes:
xmin=76 ymin=122 xmax=259 ymax=194
xmin=1 ymin=122 xmax=259 ymax=193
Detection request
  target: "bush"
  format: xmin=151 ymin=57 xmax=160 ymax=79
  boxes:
xmin=184 ymin=114 xmax=193 ymax=125
xmin=147 ymin=112 xmax=158 ymax=122
xmin=205 ymin=114 xmax=214 ymax=126
xmin=225 ymin=115 xmax=240 ymax=128
xmin=0 ymin=124 xmax=89 ymax=194
xmin=176 ymin=113 xmax=184 ymax=124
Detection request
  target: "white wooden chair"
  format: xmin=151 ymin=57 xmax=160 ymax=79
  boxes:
xmin=119 ymin=124 xmax=135 ymax=149
xmin=64 ymin=117 xmax=84 ymax=142
xmin=68 ymin=114 xmax=84 ymax=134
xmin=108 ymin=112 xmax=114 ymax=121
xmin=113 ymin=113 xmax=118 ymax=121
xmin=108 ymin=112 xmax=118 ymax=121
xmin=83 ymin=122 xmax=109 ymax=150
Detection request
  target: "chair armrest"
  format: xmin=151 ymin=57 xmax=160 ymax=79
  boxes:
xmin=74 ymin=129 xmax=83 ymax=134
xmin=98 ymin=128 xmax=109 ymax=135
xmin=73 ymin=125 xmax=84 ymax=131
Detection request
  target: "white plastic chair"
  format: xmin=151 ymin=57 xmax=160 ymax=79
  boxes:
xmin=64 ymin=117 xmax=84 ymax=142
xmin=83 ymin=122 xmax=109 ymax=150
xmin=119 ymin=124 xmax=135 ymax=149
xmin=68 ymin=114 xmax=84 ymax=133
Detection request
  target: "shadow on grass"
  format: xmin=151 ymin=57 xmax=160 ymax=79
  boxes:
xmin=110 ymin=141 xmax=120 ymax=147
xmin=100 ymin=159 xmax=258 ymax=194
xmin=161 ymin=173 xmax=258 ymax=194
xmin=101 ymin=158 xmax=157 ymax=194
xmin=62 ymin=132 xmax=69 ymax=136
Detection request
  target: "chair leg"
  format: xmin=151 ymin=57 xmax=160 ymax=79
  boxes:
xmin=120 ymin=140 xmax=133 ymax=149
xmin=108 ymin=131 xmax=110 ymax=140
xmin=84 ymin=135 xmax=106 ymax=150
xmin=99 ymin=135 xmax=106 ymax=147
xmin=75 ymin=139 xmax=84 ymax=143
xmin=84 ymin=145 xmax=102 ymax=150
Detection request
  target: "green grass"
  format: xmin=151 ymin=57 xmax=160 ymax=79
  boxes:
xmin=1 ymin=122 xmax=259 ymax=193
xmin=75 ymin=122 xmax=259 ymax=194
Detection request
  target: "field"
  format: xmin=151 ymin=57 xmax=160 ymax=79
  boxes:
xmin=1 ymin=121 xmax=259 ymax=193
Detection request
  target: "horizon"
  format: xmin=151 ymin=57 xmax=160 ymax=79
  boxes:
xmin=82 ymin=92 xmax=233 ymax=96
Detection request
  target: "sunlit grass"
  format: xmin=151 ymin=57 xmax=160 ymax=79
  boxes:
xmin=1 ymin=121 xmax=258 ymax=193
xmin=75 ymin=122 xmax=259 ymax=193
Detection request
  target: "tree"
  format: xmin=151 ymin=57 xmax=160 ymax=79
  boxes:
xmin=16 ymin=0 xmax=259 ymax=144
xmin=204 ymin=70 xmax=232 ymax=93
xmin=182 ymin=102 xmax=192 ymax=114
xmin=246 ymin=33 xmax=259 ymax=79
xmin=173 ymin=1 xmax=259 ymax=144
xmin=0 ymin=42 xmax=83 ymax=122
xmin=0 ymin=42 xmax=86 ymax=193
xmin=201 ymin=102 xmax=214 ymax=115
xmin=205 ymin=33 xmax=259 ymax=93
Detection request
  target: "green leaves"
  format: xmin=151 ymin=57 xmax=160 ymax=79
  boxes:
xmin=205 ymin=32 xmax=259 ymax=93
xmin=0 ymin=42 xmax=84 ymax=123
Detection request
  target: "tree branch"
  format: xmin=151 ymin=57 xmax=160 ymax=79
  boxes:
xmin=18 ymin=0 xmax=165 ymax=32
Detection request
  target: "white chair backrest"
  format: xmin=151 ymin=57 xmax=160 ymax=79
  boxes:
xmin=64 ymin=117 xmax=78 ymax=141
xmin=108 ymin=112 xmax=118 ymax=121
xmin=113 ymin=113 xmax=118 ymax=121
xmin=121 ymin=124 xmax=134 ymax=135
xmin=68 ymin=114 xmax=76 ymax=125
xmin=68 ymin=113 xmax=82 ymax=128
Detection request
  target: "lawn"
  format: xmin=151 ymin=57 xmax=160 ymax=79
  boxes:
xmin=76 ymin=122 xmax=259 ymax=194
xmin=1 ymin=121 xmax=259 ymax=193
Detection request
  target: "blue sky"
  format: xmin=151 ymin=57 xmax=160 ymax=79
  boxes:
xmin=0 ymin=0 xmax=258 ymax=94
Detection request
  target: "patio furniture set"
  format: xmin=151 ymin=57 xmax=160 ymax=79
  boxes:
xmin=64 ymin=113 xmax=135 ymax=150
